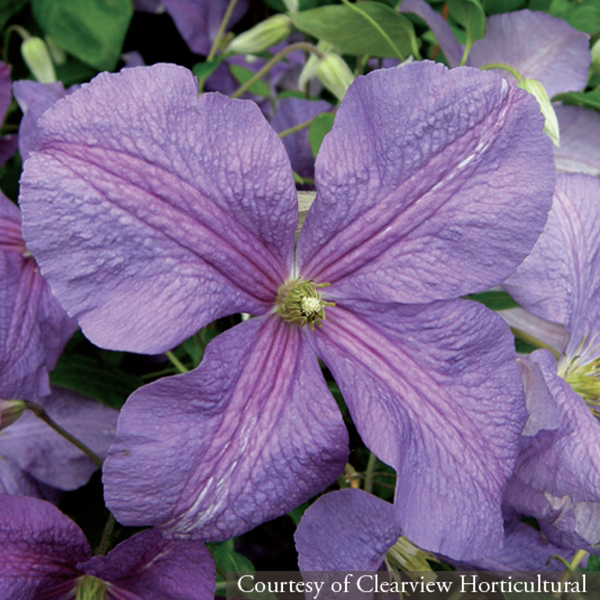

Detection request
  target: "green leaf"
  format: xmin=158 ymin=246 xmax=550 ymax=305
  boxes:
xmin=229 ymin=64 xmax=271 ymax=97
xmin=0 ymin=0 xmax=28 ymax=29
xmin=548 ymin=0 xmax=600 ymax=35
xmin=290 ymin=2 xmax=419 ymax=58
xmin=447 ymin=0 xmax=486 ymax=64
xmin=31 ymin=0 xmax=133 ymax=71
xmin=482 ymin=0 xmax=525 ymax=14
xmin=553 ymin=90 xmax=600 ymax=113
xmin=50 ymin=354 xmax=143 ymax=408
xmin=193 ymin=56 xmax=227 ymax=93
xmin=465 ymin=290 xmax=519 ymax=311
xmin=308 ymin=112 xmax=335 ymax=158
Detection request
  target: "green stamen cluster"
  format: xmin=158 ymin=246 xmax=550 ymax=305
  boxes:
xmin=276 ymin=278 xmax=334 ymax=330
xmin=562 ymin=359 xmax=600 ymax=418
xmin=74 ymin=575 xmax=108 ymax=600
xmin=385 ymin=536 xmax=438 ymax=574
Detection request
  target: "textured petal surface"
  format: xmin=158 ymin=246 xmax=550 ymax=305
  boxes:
xmin=504 ymin=173 xmax=600 ymax=362
xmin=513 ymin=350 xmax=600 ymax=503
xmin=313 ymin=299 xmax=526 ymax=560
xmin=0 ymin=387 xmax=118 ymax=490
xmin=20 ymin=64 xmax=297 ymax=353
xmin=467 ymin=10 xmax=590 ymax=99
xmin=297 ymin=62 xmax=554 ymax=304
xmin=0 ymin=495 xmax=87 ymax=600
xmin=82 ymin=529 xmax=215 ymax=600
xmin=103 ymin=315 xmax=348 ymax=539
xmin=555 ymin=104 xmax=600 ymax=176
xmin=0 ymin=193 xmax=77 ymax=399
xmin=0 ymin=456 xmax=43 ymax=497
xmin=296 ymin=489 xmax=401 ymax=570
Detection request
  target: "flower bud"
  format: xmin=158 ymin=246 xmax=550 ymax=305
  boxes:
xmin=316 ymin=53 xmax=354 ymax=101
xmin=21 ymin=36 xmax=56 ymax=83
xmin=226 ymin=14 xmax=293 ymax=55
xmin=518 ymin=78 xmax=560 ymax=147
xmin=0 ymin=398 xmax=25 ymax=431
xmin=282 ymin=0 xmax=299 ymax=11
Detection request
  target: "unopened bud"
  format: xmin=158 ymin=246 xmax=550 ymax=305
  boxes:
xmin=0 ymin=398 xmax=25 ymax=431
xmin=226 ymin=14 xmax=293 ymax=55
xmin=298 ymin=41 xmax=335 ymax=92
xmin=21 ymin=36 xmax=56 ymax=83
xmin=282 ymin=0 xmax=299 ymax=11
xmin=518 ymin=78 xmax=560 ymax=147
xmin=316 ymin=53 xmax=354 ymax=101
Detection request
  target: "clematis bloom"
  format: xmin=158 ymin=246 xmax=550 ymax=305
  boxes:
xmin=20 ymin=61 xmax=554 ymax=560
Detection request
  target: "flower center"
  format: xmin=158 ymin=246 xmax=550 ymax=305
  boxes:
xmin=75 ymin=575 xmax=108 ymax=600
xmin=561 ymin=358 xmax=600 ymax=418
xmin=276 ymin=278 xmax=334 ymax=330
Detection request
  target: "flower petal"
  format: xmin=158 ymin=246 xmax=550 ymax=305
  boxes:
xmin=0 ymin=495 xmax=88 ymax=599
xmin=295 ymin=489 xmax=401 ymax=570
xmin=103 ymin=315 xmax=348 ymax=539
xmin=297 ymin=62 xmax=554 ymax=304
xmin=468 ymin=10 xmax=590 ymax=99
xmin=0 ymin=456 xmax=44 ymax=497
xmin=82 ymin=529 xmax=215 ymax=600
xmin=504 ymin=173 xmax=600 ymax=360
xmin=554 ymin=104 xmax=600 ymax=176
xmin=313 ymin=299 xmax=526 ymax=560
xmin=0 ymin=387 xmax=118 ymax=490
xmin=20 ymin=64 xmax=297 ymax=353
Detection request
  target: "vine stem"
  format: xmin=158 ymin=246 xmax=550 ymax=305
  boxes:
xmin=23 ymin=400 xmax=103 ymax=467
xmin=166 ymin=351 xmax=189 ymax=374
xmin=207 ymin=0 xmax=239 ymax=62
xmin=364 ymin=452 xmax=377 ymax=494
xmin=96 ymin=514 xmax=116 ymax=556
xmin=231 ymin=42 xmax=325 ymax=99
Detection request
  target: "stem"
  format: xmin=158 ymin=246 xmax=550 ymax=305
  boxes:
xmin=480 ymin=62 xmax=525 ymax=84
xmin=207 ymin=0 xmax=239 ymax=62
xmin=23 ymin=401 xmax=103 ymax=467
xmin=278 ymin=116 xmax=316 ymax=139
xmin=364 ymin=452 xmax=377 ymax=493
xmin=96 ymin=513 xmax=116 ymax=556
xmin=340 ymin=0 xmax=404 ymax=60
xmin=231 ymin=42 xmax=325 ymax=99
xmin=166 ymin=351 xmax=189 ymax=374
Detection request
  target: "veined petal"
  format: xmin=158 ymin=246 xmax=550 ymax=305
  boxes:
xmin=81 ymin=529 xmax=215 ymax=600
xmin=513 ymin=350 xmax=600 ymax=503
xmin=0 ymin=456 xmax=43 ymax=497
xmin=504 ymin=174 xmax=600 ymax=362
xmin=295 ymin=489 xmax=401 ymax=570
xmin=555 ymin=105 xmax=600 ymax=176
xmin=103 ymin=315 xmax=348 ymax=539
xmin=0 ymin=495 xmax=89 ymax=599
xmin=0 ymin=387 xmax=118 ymax=490
xmin=20 ymin=64 xmax=297 ymax=353
xmin=468 ymin=10 xmax=590 ymax=99
xmin=297 ymin=62 xmax=554 ymax=304
xmin=313 ymin=300 xmax=526 ymax=560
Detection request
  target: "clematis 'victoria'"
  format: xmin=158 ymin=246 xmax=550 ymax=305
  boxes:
xmin=19 ymin=61 xmax=554 ymax=560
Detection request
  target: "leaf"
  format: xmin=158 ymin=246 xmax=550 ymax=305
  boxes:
xmin=0 ymin=0 xmax=27 ymax=29
xmin=548 ymin=0 xmax=600 ymax=34
xmin=31 ymin=0 xmax=133 ymax=71
xmin=290 ymin=2 xmax=419 ymax=58
xmin=229 ymin=64 xmax=271 ymax=97
xmin=447 ymin=0 xmax=486 ymax=63
xmin=193 ymin=56 xmax=227 ymax=93
xmin=553 ymin=90 xmax=600 ymax=113
xmin=308 ymin=112 xmax=335 ymax=158
xmin=482 ymin=0 xmax=526 ymax=14
xmin=465 ymin=291 xmax=519 ymax=311
xmin=50 ymin=354 xmax=143 ymax=409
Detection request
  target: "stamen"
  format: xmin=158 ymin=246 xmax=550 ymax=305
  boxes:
xmin=276 ymin=278 xmax=334 ymax=330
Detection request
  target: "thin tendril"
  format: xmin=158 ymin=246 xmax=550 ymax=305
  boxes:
xmin=207 ymin=0 xmax=239 ymax=62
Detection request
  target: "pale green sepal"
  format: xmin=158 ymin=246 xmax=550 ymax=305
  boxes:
xmin=0 ymin=398 xmax=25 ymax=431
xmin=518 ymin=79 xmax=560 ymax=147
xmin=75 ymin=575 xmax=108 ymax=600
xmin=45 ymin=35 xmax=67 ymax=65
xmin=21 ymin=36 xmax=56 ymax=83
xmin=316 ymin=53 xmax=354 ymax=101
xmin=282 ymin=0 xmax=299 ymax=12
xmin=225 ymin=14 xmax=293 ymax=55
xmin=590 ymin=38 xmax=600 ymax=87
xmin=298 ymin=41 xmax=335 ymax=92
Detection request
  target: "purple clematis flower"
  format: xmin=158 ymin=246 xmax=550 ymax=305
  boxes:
xmin=400 ymin=2 xmax=590 ymax=98
xmin=0 ymin=494 xmax=215 ymax=600
xmin=554 ymin=105 xmax=600 ymax=176
xmin=19 ymin=61 xmax=555 ymax=560
xmin=0 ymin=189 xmax=77 ymax=399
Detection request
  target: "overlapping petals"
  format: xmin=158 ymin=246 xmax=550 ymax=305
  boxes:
xmin=0 ymin=192 xmax=77 ymax=399
xmin=0 ymin=387 xmax=118 ymax=490
xmin=554 ymin=105 xmax=600 ymax=176
xmin=103 ymin=315 xmax=348 ymax=539
xmin=313 ymin=300 xmax=526 ymax=560
xmin=297 ymin=63 xmax=555 ymax=304
xmin=21 ymin=64 xmax=298 ymax=353
xmin=0 ymin=495 xmax=215 ymax=600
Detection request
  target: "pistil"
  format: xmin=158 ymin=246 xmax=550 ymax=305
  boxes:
xmin=276 ymin=278 xmax=334 ymax=330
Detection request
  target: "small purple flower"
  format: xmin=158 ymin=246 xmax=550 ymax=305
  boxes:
xmin=19 ymin=61 xmax=554 ymax=559
xmin=0 ymin=494 xmax=215 ymax=600
xmin=0 ymin=190 xmax=77 ymax=399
